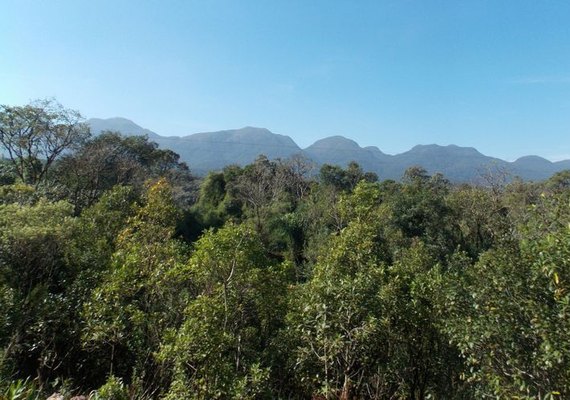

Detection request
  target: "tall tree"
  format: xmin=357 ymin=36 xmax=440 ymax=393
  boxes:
xmin=54 ymin=132 xmax=195 ymax=213
xmin=441 ymin=190 xmax=570 ymax=398
xmin=0 ymin=199 xmax=75 ymax=383
xmin=0 ymin=99 xmax=89 ymax=185
xmin=82 ymin=179 xmax=190 ymax=393
xmin=160 ymin=222 xmax=289 ymax=399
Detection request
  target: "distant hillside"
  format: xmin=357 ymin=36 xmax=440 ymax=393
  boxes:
xmin=304 ymin=139 xmax=508 ymax=181
xmin=304 ymin=136 xmax=391 ymax=175
xmin=87 ymin=118 xmax=570 ymax=181
xmin=88 ymin=119 xmax=301 ymax=174
xmin=386 ymin=144 xmax=507 ymax=182
xmin=88 ymin=117 xmax=161 ymax=139
xmin=160 ymin=127 xmax=302 ymax=173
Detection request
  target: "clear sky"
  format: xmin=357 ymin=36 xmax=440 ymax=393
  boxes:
xmin=1 ymin=1 xmax=569 ymax=161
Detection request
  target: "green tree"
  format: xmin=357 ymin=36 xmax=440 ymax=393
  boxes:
xmin=0 ymin=199 xmax=75 ymax=383
xmin=82 ymin=179 xmax=190 ymax=393
xmin=441 ymin=191 xmax=570 ymax=398
xmin=388 ymin=167 xmax=458 ymax=260
xmin=447 ymin=185 xmax=509 ymax=258
xmin=289 ymin=182 xmax=464 ymax=399
xmin=546 ymin=169 xmax=570 ymax=192
xmin=54 ymin=132 xmax=194 ymax=213
xmin=319 ymin=161 xmax=377 ymax=193
xmin=191 ymin=170 xmax=242 ymax=228
xmin=160 ymin=222 xmax=289 ymax=399
xmin=288 ymin=183 xmax=388 ymax=399
xmin=0 ymin=183 xmax=139 ymax=389
xmin=0 ymin=99 xmax=89 ymax=185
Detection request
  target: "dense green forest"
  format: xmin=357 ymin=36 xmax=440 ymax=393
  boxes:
xmin=1 ymin=100 xmax=570 ymax=399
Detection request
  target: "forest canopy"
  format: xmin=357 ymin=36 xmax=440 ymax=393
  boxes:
xmin=1 ymin=100 xmax=570 ymax=399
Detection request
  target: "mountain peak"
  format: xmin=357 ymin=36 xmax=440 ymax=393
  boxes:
xmin=239 ymin=126 xmax=271 ymax=132
xmin=88 ymin=117 xmax=141 ymax=128
xmin=87 ymin=117 xmax=160 ymax=138
xmin=306 ymin=135 xmax=361 ymax=150
xmin=408 ymin=144 xmax=482 ymax=157
xmin=514 ymin=155 xmax=550 ymax=163
xmin=187 ymin=127 xmax=298 ymax=147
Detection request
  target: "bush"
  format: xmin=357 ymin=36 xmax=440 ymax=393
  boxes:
xmin=91 ymin=376 xmax=128 ymax=400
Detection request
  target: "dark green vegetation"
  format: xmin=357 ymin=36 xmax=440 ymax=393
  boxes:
xmin=1 ymin=100 xmax=570 ymax=399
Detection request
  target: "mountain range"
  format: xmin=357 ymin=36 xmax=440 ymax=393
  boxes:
xmin=87 ymin=117 xmax=570 ymax=182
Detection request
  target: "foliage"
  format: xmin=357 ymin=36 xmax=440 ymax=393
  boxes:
xmin=2 ymin=99 xmax=570 ymax=400
xmin=441 ymin=191 xmax=570 ymax=398
xmin=91 ymin=375 xmax=128 ymax=400
xmin=53 ymin=132 xmax=195 ymax=213
xmin=82 ymin=180 xmax=190 ymax=394
xmin=0 ymin=199 xmax=76 ymax=382
xmin=288 ymin=182 xmax=464 ymax=399
xmin=0 ymin=378 xmax=40 ymax=400
xmin=319 ymin=161 xmax=377 ymax=192
xmin=159 ymin=222 xmax=289 ymax=399
xmin=0 ymin=99 xmax=89 ymax=185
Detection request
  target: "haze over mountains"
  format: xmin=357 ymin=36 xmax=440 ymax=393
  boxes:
xmin=88 ymin=117 xmax=570 ymax=182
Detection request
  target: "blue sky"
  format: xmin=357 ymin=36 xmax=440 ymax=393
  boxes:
xmin=1 ymin=1 xmax=569 ymax=161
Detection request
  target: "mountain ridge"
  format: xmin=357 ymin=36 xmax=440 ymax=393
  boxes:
xmin=87 ymin=117 xmax=569 ymax=181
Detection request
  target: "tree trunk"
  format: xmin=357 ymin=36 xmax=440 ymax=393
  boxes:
xmin=340 ymin=374 xmax=352 ymax=400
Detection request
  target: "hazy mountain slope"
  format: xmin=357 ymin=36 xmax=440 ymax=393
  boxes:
xmin=167 ymin=127 xmax=302 ymax=173
xmin=88 ymin=119 xmax=302 ymax=174
xmin=304 ymin=136 xmax=391 ymax=175
xmin=88 ymin=117 xmax=161 ymax=139
xmin=510 ymin=156 xmax=561 ymax=181
xmin=303 ymin=140 xmax=509 ymax=181
xmin=86 ymin=118 xmax=570 ymax=181
xmin=386 ymin=144 xmax=507 ymax=182
xmin=555 ymin=160 xmax=570 ymax=170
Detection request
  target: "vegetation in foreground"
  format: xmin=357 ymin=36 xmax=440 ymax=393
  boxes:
xmin=1 ymin=100 xmax=570 ymax=399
